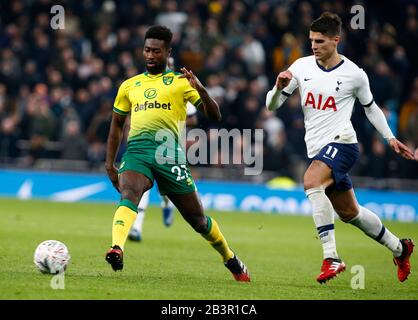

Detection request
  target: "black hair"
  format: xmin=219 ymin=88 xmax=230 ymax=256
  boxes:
xmin=310 ymin=12 xmax=342 ymax=37
xmin=144 ymin=25 xmax=173 ymax=48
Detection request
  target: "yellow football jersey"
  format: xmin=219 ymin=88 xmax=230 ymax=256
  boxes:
xmin=113 ymin=70 xmax=202 ymax=142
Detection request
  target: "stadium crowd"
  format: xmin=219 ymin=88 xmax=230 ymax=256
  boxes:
xmin=0 ymin=0 xmax=417 ymax=183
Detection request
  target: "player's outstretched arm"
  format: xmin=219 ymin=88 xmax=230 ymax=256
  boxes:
xmin=363 ymin=102 xmax=414 ymax=160
xmin=266 ymin=70 xmax=293 ymax=111
xmin=105 ymin=112 xmax=127 ymax=192
xmin=180 ymin=67 xmax=221 ymax=122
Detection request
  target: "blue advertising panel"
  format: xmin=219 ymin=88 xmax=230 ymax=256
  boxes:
xmin=0 ymin=169 xmax=417 ymax=222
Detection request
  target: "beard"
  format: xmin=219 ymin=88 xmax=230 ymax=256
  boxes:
xmin=145 ymin=61 xmax=166 ymax=74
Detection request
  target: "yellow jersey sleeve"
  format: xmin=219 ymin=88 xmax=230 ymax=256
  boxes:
xmin=183 ymin=82 xmax=203 ymax=110
xmin=113 ymin=80 xmax=131 ymax=115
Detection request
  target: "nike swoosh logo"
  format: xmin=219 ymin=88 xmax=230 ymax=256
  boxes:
xmin=50 ymin=182 xmax=108 ymax=202
xmin=17 ymin=179 xmax=33 ymax=200
xmin=304 ymin=78 xmax=312 ymax=81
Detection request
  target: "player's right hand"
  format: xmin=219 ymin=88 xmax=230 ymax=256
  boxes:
xmin=388 ymin=138 xmax=415 ymax=160
xmin=179 ymin=67 xmax=205 ymax=92
xmin=275 ymin=70 xmax=293 ymax=90
xmin=106 ymin=165 xmax=120 ymax=193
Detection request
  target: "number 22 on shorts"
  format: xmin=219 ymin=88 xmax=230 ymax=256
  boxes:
xmin=171 ymin=165 xmax=189 ymax=181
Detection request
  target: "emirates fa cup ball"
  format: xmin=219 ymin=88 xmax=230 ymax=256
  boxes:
xmin=34 ymin=240 xmax=71 ymax=274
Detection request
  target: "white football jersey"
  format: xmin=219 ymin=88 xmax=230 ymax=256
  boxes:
xmin=284 ymin=55 xmax=373 ymax=158
xmin=186 ymin=101 xmax=197 ymax=116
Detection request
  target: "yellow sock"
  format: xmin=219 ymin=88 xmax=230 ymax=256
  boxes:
xmin=112 ymin=199 xmax=137 ymax=250
xmin=201 ymin=216 xmax=234 ymax=262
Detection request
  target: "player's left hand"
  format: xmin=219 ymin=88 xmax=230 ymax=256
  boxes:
xmin=106 ymin=165 xmax=120 ymax=193
xmin=388 ymin=138 xmax=415 ymax=160
xmin=179 ymin=67 xmax=205 ymax=92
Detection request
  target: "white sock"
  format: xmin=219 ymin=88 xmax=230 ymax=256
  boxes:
xmin=132 ymin=209 xmax=144 ymax=232
xmin=139 ymin=189 xmax=150 ymax=209
xmin=161 ymin=195 xmax=174 ymax=209
xmin=306 ymin=187 xmax=339 ymax=259
xmin=131 ymin=190 xmax=151 ymax=233
xmin=348 ymin=206 xmax=403 ymax=257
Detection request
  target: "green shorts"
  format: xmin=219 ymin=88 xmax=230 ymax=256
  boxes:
xmin=118 ymin=138 xmax=197 ymax=195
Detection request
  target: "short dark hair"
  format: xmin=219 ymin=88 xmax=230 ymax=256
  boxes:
xmin=144 ymin=25 xmax=173 ymax=48
xmin=310 ymin=12 xmax=342 ymax=37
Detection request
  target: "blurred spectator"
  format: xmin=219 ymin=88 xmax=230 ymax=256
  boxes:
xmin=86 ymin=99 xmax=112 ymax=166
xmin=368 ymin=61 xmax=397 ymax=109
xmin=401 ymin=13 xmax=418 ymax=82
xmin=277 ymin=93 xmax=306 ymax=158
xmin=263 ymin=129 xmax=295 ymax=178
xmin=201 ymin=18 xmax=223 ymax=54
xmin=257 ymin=109 xmax=284 ymax=149
xmin=364 ymin=135 xmax=390 ymax=179
xmin=269 ymin=5 xmax=292 ymax=41
xmin=60 ymin=119 xmax=88 ymax=160
xmin=238 ymin=34 xmax=266 ymax=76
xmin=155 ymin=0 xmax=187 ymax=44
xmin=0 ymin=116 xmax=20 ymax=161
xmin=399 ymin=77 xmax=418 ymax=146
xmin=236 ymin=95 xmax=261 ymax=130
xmin=272 ymin=33 xmax=303 ymax=74
xmin=19 ymin=84 xmax=56 ymax=162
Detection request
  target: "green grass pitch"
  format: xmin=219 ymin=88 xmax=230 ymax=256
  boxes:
xmin=0 ymin=198 xmax=416 ymax=300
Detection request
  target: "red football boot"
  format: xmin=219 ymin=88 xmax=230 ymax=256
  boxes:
xmin=393 ymin=239 xmax=414 ymax=282
xmin=224 ymin=255 xmax=251 ymax=282
xmin=105 ymin=245 xmax=124 ymax=271
xmin=317 ymin=258 xmax=346 ymax=283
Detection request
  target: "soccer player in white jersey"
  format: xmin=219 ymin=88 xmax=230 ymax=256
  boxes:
xmin=266 ymin=12 xmax=415 ymax=283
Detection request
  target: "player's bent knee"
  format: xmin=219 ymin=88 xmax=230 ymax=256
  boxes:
xmin=304 ymin=172 xmax=322 ymax=191
xmin=304 ymin=178 xmax=321 ymax=191
xmin=120 ymin=189 xmax=140 ymax=206
xmin=336 ymin=208 xmax=359 ymax=223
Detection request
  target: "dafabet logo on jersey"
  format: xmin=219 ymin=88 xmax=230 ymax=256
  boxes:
xmin=135 ymin=88 xmax=172 ymax=111
xmin=134 ymin=101 xmax=172 ymax=111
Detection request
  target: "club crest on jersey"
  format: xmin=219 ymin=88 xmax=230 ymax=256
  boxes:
xmin=336 ymin=81 xmax=342 ymax=92
xmin=305 ymin=92 xmax=337 ymax=112
xmin=163 ymin=76 xmax=174 ymax=85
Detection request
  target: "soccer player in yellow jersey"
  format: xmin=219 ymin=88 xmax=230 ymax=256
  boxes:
xmin=104 ymin=25 xmax=250 ymax=282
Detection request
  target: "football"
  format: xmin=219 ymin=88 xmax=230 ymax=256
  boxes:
xmin=33 ymin=240 xmax=71 ymax=274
